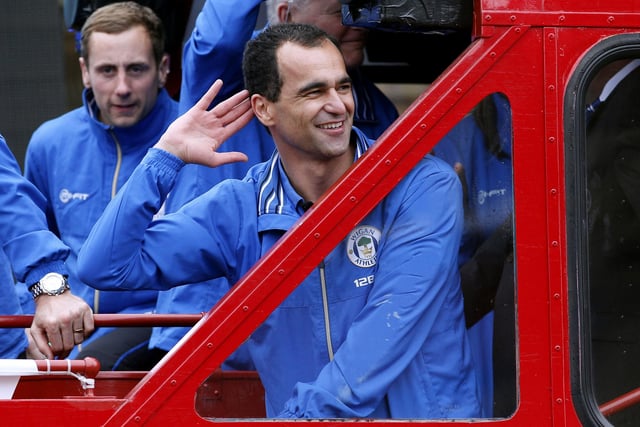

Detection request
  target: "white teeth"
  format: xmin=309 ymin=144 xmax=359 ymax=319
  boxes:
xmin=318 ymin=122 xmax=342 ymax=129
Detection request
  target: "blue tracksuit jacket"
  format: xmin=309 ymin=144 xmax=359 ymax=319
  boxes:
xmin=78 ymin=128 xmax=480 ymax=418
xmin=23 ymin=89 xmax=178 ymax=343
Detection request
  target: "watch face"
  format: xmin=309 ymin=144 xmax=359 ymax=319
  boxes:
xmin=40 ymin=273 xmax=66 ymax=293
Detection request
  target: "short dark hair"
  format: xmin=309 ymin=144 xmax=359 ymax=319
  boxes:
xmin=242 ymin=23 xmax=340 ymax=102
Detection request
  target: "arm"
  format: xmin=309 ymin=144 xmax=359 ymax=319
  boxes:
xmin=77 ymin=81 xmax=253 ymax=290
xmin=0 ymin=135 xmax=93 ymax=359
xmin=179 ymin=0 xmax=263 ymax=113
xmin=281 ymin=159 xmax=466 ymax=418
xmin=461 ymin=214 xmax=513 ymax=327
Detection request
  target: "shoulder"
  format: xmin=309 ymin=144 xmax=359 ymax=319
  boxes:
xmin=416 ymin=154 xmax=459 ymax=184
xmin=30 ymin=107 xmax=87 ymax=147
xmin=396 ymin=154 xmax=460 ymax=204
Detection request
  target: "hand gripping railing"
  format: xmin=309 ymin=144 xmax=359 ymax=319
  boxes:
xmin=0 ymin=314 xmax=204 ymax=400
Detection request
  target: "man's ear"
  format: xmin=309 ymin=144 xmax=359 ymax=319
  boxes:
xmin=158 ymin=54 xmax=170 ymax=88
xmin=276 ymin=2 xmax=292 ymax=23
xmin=251 ymin=94 xmax=275 ymax=127
xmin=78 ymin=57 xmax=91 ymax=88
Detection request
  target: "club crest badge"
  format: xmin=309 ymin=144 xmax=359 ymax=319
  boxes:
xmin=347 ymin=225 xmax=381 ymax=268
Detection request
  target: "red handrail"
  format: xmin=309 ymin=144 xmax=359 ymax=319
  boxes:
xmin=0 ymin=313 xmax=204 ymax=328
xmin=599 ymin=386 xmax=640 ymax=416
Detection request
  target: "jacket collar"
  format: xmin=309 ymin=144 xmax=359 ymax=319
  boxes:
xmin=256 ymin=127 xmax=372 ymax=221
xmin=83 ymin=88 xmax=177 ymax=151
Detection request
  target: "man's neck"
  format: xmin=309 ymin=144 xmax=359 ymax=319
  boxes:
xmin=280 ymin=150 xmax=355 ymax=203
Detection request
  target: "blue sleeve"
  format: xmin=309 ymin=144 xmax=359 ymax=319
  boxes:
xmin=280 ymin=157 xmax=465 ymax=418
xmin=179 ymin=0 xmax=263 ymax=114
xmin=77 ymin=149 xmax=238 ymax=291
xmin=0 ymin=135 xmax=69 ymax=285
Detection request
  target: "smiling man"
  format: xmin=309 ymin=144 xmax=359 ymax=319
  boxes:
xmin=78 ymin=23 xmax=480 ymax=419
xmin=23 ymin=2 xmax=178 ymax=370
xmin=149 ymin=0 xmax=400 ymax=366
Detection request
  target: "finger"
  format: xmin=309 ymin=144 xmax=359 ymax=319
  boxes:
xmin=83 ymin=308 xmax=95 ymax=335
xmin=72 ymin=324 xmax=86 ymax=344
xmin=213 ymin=152 xmax=249 ymax=166
xmin=218 ymin=97 xmax=253 ymax=127
xmin=25 ymin=345 xmax=47 ymax=360
xmin=214 ymin=89 xmax=251 ymax=117
xmin=195 ymin=79 xmax=224 ymax=111
xmin=219 ymin=104 xmax=255 ymax=138
xmin=50 ymin=327 xmax=69 ymax=355
xmin=30 ymin=328 xmax=53 ymax=359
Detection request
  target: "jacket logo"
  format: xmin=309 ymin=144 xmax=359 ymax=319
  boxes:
xmin=347 ymin=225 xmax=381 ymax=268
xmin=59 ymin=189 xmax=90 ymax=203
xmin=477 ymin=188 xmax=507 ymax=205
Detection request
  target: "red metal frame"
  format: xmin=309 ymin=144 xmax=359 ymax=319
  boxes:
xmin=4 ymin=1 xmax=640 ymax=425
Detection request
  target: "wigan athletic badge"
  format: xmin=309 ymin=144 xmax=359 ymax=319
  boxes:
xmin=347 ymin=225 xmax=382 ymax=267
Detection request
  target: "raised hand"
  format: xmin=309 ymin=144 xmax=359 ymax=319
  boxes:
xmin=155 ymin=79 xmax=254 ymax=167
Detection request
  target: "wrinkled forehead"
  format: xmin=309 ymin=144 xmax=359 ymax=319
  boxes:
xmin=277 ymin=40 xmax=344 ymax=75
xmin=275 ymin=41 xmax=348 ymax=94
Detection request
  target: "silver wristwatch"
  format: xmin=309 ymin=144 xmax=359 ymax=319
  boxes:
xmin=29 ymin=272 xmax=70 ymax=299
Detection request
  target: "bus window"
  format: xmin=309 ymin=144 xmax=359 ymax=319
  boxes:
xmin=584 ymin=56 xmax=640 ymax=426
xmin=433 ymin=93 xmax=516 ymax=418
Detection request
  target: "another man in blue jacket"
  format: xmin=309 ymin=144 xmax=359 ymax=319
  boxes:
xmin=151 ymin=0 xmax=399 ymax=365
xmin=78 ymin=23 xmax=479 ymax=418
xmin=0 ymin=134 xmax=93 ymax=360
xmin=23 ymin=2 xmax=178 ymax=370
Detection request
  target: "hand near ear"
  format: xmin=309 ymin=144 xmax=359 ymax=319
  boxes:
xmin=155 ymin=79 xmax=254 ymax=167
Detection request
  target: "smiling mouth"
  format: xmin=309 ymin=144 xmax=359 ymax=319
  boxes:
xmin=317 ymin=121 xmax=343 ymax=130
